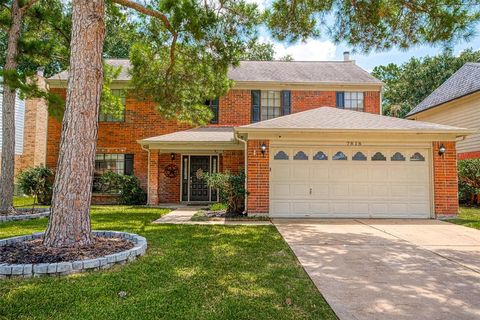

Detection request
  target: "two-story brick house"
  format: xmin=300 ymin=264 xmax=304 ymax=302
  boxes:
xmin=47 ymin=57 xmax=470 ymax=218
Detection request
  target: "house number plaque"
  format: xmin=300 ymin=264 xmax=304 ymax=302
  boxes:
xmin=347 ymin=141 xmax=362 ymax=146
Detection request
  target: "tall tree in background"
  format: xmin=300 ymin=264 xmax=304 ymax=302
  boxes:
xmin=372 ymin=49 xmax=480 ymax=118
xmin=266 ymin=0 xmax=480 ymax=51
xmin=0 ymin=0 xmax=39 ymax=214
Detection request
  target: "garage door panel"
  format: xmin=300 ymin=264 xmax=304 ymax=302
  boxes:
xmin=269 ymin=146 xmax=431 ymax=218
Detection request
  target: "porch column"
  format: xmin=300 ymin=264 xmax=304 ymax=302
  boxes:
xmin=148 ymin=151 xmax=159 ymax=205
xmin=246 ymin=140 xmax=269 ymax=215
xmin=433 ymin=141 xmax=458 ymax=217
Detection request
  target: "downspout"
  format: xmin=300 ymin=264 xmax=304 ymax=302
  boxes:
xmin=236 ymin=133 xmax=248 ymax=213
xmin=141 ymin=144 xmax=151 ymax=205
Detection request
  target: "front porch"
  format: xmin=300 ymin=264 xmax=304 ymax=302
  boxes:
xmin=138 ymin=127 xmax=244 ymax=205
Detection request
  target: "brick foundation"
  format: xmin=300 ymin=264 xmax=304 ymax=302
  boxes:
xmin=246 ymin=140 xmax=269 ymax=214
xmin=433 ymin=141 xmax=459 ymax=216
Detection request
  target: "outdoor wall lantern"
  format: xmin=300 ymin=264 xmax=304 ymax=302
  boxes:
xmin=438 ymin=144 xmax=446 ymax=156
xmin=170 ymin=153 xmax=176 ymax=161
xmin=260 ymin=143 xmax=267 ymax=156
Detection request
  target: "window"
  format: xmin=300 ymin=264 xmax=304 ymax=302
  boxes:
xmin=352 ymin=152 xmax=367 ymax=161
xmin=391 ymin=152 xmax=406 ymax=161
xmin=336 ymin=91 xmax=364 ymax=111
xmin=313 ymin=151 xmax=328 ymax=160
xmin=371 ymin=152 xmax=386 ymax=161
xmin=333 ymin=151 xmax=347 ymax=160
xmin=94 ymin=153 xmax=133 ymax=175
xmin=206 ymin=98 xmax=219 ymax=124
xmin=99 ymin=89 xmax=126 ymax=122
xmin=293 ymin=151 xmax=308 ymax=160
xmin=410 ymin=152 xmax=425 ymax=161
xmin=261 ymin=90 xmax=281 ymax=121
xmin=274 ymin=151 xmax=289 ymax=160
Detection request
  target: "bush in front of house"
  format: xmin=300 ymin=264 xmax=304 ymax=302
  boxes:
xmin=17 ymin=166 xmax=54 ymax=206
xmin=203 ymin=170 xmax=247 ymax=214
xmin=458 ymin=159 xmax=480 ymax=205
xmin=97 ymin=171 xmax=147 ymax=205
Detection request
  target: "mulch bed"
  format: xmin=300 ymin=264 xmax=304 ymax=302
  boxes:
xmin=0 ymin=237 xmax=134 ymax=264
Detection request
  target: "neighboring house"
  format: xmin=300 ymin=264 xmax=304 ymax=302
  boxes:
xmin=0 ymin=72 xmax=48 ymax=178
xmin=407 ymin=62 xmax=480 ymax=159
xmin=47 ymin=55 xmax=470 ymax=218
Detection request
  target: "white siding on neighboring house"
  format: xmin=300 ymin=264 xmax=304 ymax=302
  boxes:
xmin=0 ymin=85 xmax=26 ymax=155
xmin=412 ymin=92 xmax=480 ymax=154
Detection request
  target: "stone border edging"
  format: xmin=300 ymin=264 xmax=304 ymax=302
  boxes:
xmin=0 ymin=231 xmax=147 ymax=278
xmin=0 ymin=209 xmax=50 ymax=223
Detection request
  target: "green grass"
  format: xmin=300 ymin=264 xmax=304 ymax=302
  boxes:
xmin=0 ymin=206 xmax=335 ymax=320
xmin=449 ymin=206 xmax=480 ymax=230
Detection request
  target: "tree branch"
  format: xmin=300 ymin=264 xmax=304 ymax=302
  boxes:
xmin=111 ymin=0 xmax=175 ymax=34
xmin=19 ymin=0 xmax=38 ymax=13
xmin=111 ymin=0 xmax=179 ymax=80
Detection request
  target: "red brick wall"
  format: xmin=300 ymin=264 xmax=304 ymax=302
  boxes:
xmin=364 ymin=91 xmax=381 ymax=114
xmin=246 ymin=140 xmax=269 ymax=214
xmin=291 ymin=90 xmax=380 ymax=114
xmin=433 ymin=141 xmax=459 ymax=216
xmin=458 ymin=151 xmax=480 ymax=160
xmin=220 ymin=150 xmax=245 ymax=173
xmin=218 ymin=90 xmax=251 ymax=125
xmin=47 ymin=88 xmax=191 ymax=190
xmin=158 ymin=153 xmax=181 ymax=203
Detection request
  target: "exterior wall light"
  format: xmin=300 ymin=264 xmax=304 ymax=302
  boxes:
xmin=260 ymin=143 xmax=267 ymax=156
xmin=170 ymin=153 xmax=176 ymax=161
xmin=438 ymin=144 xmax=446 ymax=156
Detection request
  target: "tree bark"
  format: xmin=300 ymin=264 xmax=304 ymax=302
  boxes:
xmin=43 ymin=0 xmax=105 ymax=247
xmin=0 ymin=0 xmax=24 ymax=214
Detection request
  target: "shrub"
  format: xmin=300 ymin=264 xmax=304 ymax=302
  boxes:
xmin=17 ymin=166 xmax=54 ymax=206
xmin=458 ymin=159 xmax=480 ymax=205
xmin=95 ymin=171 xmax=147 ymax=205
xmin=203 ymin=170 xmax=247 ymax=214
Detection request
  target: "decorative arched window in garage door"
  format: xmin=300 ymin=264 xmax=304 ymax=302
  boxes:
xmin=293 ymin=151 xmax=308 ymax=160
xmin=352 ymin=152 xmax=367 ymax=161
xmin=391 ymin=152 xmax=406 ymax=161
xmin=274 ymin=150 xmax=289 ymax=160
xmin=410 ymin=152 xmax=425 ymax=161
xmin=313 ymin=151 xmax=328 ymax=160
xmin=333 ymin=151 xmax=347 ymax=160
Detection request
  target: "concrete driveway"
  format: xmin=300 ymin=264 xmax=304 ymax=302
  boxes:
xmin=273 ymin=219 xmax=480 ymax=320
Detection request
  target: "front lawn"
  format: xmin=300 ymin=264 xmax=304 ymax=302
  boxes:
xmin=0 ymin=206 xmax=335 ymax=320
xmin=449 ymin=206 xmax=480 ymax=230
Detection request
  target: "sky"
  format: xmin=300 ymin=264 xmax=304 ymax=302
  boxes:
xmin=249 ymin=0 xmax=480 ymax=71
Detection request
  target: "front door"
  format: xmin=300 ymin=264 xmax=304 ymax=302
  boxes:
xmin=189 ymin=156 xmax=210 ymax=201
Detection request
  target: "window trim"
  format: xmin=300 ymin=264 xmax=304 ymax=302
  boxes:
xmin=336 ymin=91 xmax=364 ymax=112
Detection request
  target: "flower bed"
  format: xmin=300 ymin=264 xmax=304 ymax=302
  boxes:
xmin=0 ymin=231 xmax=147 ymax=278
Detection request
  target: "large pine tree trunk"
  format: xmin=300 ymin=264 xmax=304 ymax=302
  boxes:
xmin=43 ymin=0 xmax=105 ymax=247
xmin=0 ymin=0 xmax=24 ymax=214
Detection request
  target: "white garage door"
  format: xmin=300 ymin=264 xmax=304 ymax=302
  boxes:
xmin=270 ymin=146 xmax=432 ymax=218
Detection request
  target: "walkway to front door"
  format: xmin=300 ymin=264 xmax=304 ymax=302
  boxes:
xmin=274 ymin=219 xmax=480 ymax=320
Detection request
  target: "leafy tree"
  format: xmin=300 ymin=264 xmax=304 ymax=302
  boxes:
xmin=17 ymin=165 xmax=54 ymax=208
xmin=266 ymin=0 xmax=480 ymax=52
xmin=241 ymin=40 xmax=275 ymax=60
xmin=203 ymin=171 xmax=247 ymax=214
xmin=372 ymin=49 xmax=480 ymax=117
xmin=458 ymin=159 xmax=480 ymax=205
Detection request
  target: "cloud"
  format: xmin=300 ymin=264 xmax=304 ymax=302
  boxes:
xmin=271 ymin=39 xmax=337 ymax=61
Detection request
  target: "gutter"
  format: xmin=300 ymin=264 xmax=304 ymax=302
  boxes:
xmin=235 ymin=133 xmax=248 ymax=214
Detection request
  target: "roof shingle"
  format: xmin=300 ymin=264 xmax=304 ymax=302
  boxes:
xmin=140 ymin=126 xmax=235 ymax=143
xmin=237 ymin=107 xmax=469 ymax=133
xmin=49 ymin=59 xmax=382 ymax=85
xmin=407 ymin=63 xmax=480 ymax=117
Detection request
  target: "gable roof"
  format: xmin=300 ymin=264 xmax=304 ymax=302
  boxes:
xmin=48 ymin=59 xmax=382 ymax=86
xmin=407 ymin=63 xmax=480 ymax=117
xmin=236 ymin=107 xmax=470 ymax=135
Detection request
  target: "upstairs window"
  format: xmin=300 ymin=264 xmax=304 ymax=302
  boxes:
xmin=99 ymin=89 xmax=126 ymax=122
xmin=261 ymin=90 xmax=281 ymax=121
xmin=206 ymin=98 xmax=219 ymax=124
xmin=336 ymin=91 xmax=364 ymax=112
